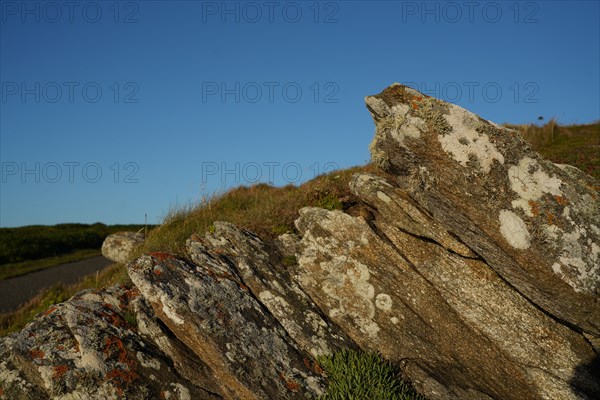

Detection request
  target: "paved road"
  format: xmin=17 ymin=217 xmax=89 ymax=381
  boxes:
xmin=0 ymin=256 xmax=114 ymax=314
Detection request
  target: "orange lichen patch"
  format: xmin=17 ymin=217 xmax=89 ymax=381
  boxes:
xmin=30 ymin=349 xmax=45 ymax=359
xmin=119 ymin=287 xmax=141 ymax=308
xmin=285 ymin=378 xmax=300 ymax=392
xmin=53 ymin=365 xmax=69 ymax=380
xmin=303 ymin=358 xmax=311 ymax=370
xmin=149 ymin=252 xmax=175 ymax=261
xmin=104 ymin=336 xmax=129 ymax=364
xmin=153 ymin=267 xmax=164 ymax=276
xmin=0 ymin=387 xmax=4 ymax=396
xmin=124 ymin=287 xmax=140 ymax=298
xmin=103 ymin=335 xmax=139 ymax=387
xmin=279 ymin=372 xmax=300 ymax=392
xmin=43 ymin=306 xmax=58 ymax=316
xmin=313 ymin=361 xmax=324 ymax=375
xmin=239 ymin=284 xmax=250 ymax=292
xmin=528 ymin=200 xmax=540 ymax=217
xmin=555 ymin=195 xmax=569 ymax=206
xmin=106 ymin=368 xmax=140 ymax=396
xmin=100 ymin=310 xmax=125 ymax=328
xmin=547 ymin=212 xmax=555 ymax=225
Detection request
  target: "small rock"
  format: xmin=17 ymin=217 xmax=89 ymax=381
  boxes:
xmin=101 ymin=231 xmax=145 ymax=263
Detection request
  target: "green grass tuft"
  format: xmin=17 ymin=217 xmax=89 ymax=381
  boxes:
xmin=318 ymin=349 xmax=425 ymax=400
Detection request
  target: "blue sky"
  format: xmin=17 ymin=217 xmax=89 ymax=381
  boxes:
xmin=1 ymin=0 xmax=599 ymax=227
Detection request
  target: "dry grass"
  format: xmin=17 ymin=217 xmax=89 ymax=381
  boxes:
xmin=135 ymin=164 xmax=382 ymax=257
xmin=505 ymin=120 xmax=600 ymax=180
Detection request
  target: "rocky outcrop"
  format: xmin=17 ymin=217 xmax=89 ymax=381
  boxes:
xmin=2 ymin=84 xmax=598 ymax=400
xmin=0 ymin=286 xmax=220 ymax=399
xmin=101 ymin=231 xmax=145 ymax=263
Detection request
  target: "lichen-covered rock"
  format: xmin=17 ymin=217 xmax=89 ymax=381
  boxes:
xmin=101 ymin=231 xmax=145 ymax=263
xmin=128 ymin=248 xmax=327 ymax=400
xmin=0 ymin=286 xmax=219 ymax=400
xmin=293 ymin=200 xmax=599 ymax=399
xmin=196 ymin=222 xmax=357 ymax=358
xmin=279 ymin=83 xmax=599 ymax=399
xmin=365 ymin=84 xmax=600 ymax=336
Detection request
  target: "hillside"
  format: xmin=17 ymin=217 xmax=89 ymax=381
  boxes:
xmin=507 ymin=120 xmax=599 ymax=180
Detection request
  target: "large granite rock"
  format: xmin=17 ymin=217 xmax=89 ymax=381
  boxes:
xmin=365 ymin=84 xmax=600 ymax=332
xmin=101 ymin=231 xmax=145 ymax=263
xmin=289 ymin=83 xmax=599 ymax=399
xmin=2 ymin=84 xmax=598 ymax=400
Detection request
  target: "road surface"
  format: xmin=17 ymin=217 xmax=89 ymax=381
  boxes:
xmin=0 ymin=256 xmax=114 ymax=314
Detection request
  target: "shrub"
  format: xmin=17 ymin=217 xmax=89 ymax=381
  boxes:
xmin=318 ymin=349 xmax=425 ymax=400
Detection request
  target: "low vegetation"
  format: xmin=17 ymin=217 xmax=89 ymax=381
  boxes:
xmin=506 ymin=120 xmax=599 ymax=180
xmin=134 ymin=164 xmax=383 ymax=258
xmin=318 ymin=349 xmax=425 ymax=400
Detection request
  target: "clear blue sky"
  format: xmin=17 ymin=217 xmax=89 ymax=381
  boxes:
xmin=1 ymin=0 xmax=599 ymax=227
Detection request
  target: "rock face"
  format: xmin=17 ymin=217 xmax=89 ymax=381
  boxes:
xmin=101 ymin=231 xmax=145 ymax=263
xmin=0 ymin=286 xmax=220 ymax=399
xmin=1 ymin=84 xmax=598 ymax=400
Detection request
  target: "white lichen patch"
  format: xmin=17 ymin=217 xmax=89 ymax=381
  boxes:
xmin=377 ymin=191 xmax=392 ymax=204
xmin=498 ymin=210 xmax=531 ymax=250
xmin=79 ymin=351 xmax=106 ymax=373
xmin=0 ymin=361 xmax=31 ymax=389
xmin=303 ymin=311 xmax=333 ymax=357
xmin=508 ymin=157 xmax=563 ymax=215
xmin=136 ymin=352 xmax=161 ymax=370
xmin=438 ymin=103 xmax=504 ymax=173
xmin=390 ymin=317 xmax=399 ymax=325
xmin=170 ymin=383 xmax=191 ymax=400
xmin=390 ymin=114 xmax=426 ymax=145
xmin=375 ymin=294 xmax=393 ymax=311
xmin=365 ymin=96 xmax=391 ymax=118
xmin=369 ymin=96 xmax=427 ymax=148
xmin=161 ymin=298 xmax=184 ymax=325
xmin=542 ymin=221 xmax=600 ymax=293
xmin=259 ymin=290 xmax=289 ymax=312
xmin=258 ymin=289 xmax=333 ymax=356
xmin=551 ymin=263 xmax=562 ymax=274
xmin=298 ymin=221 xmax=382 ymax=339
xmin=306 ymin=376 xmax=326 ymax=397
